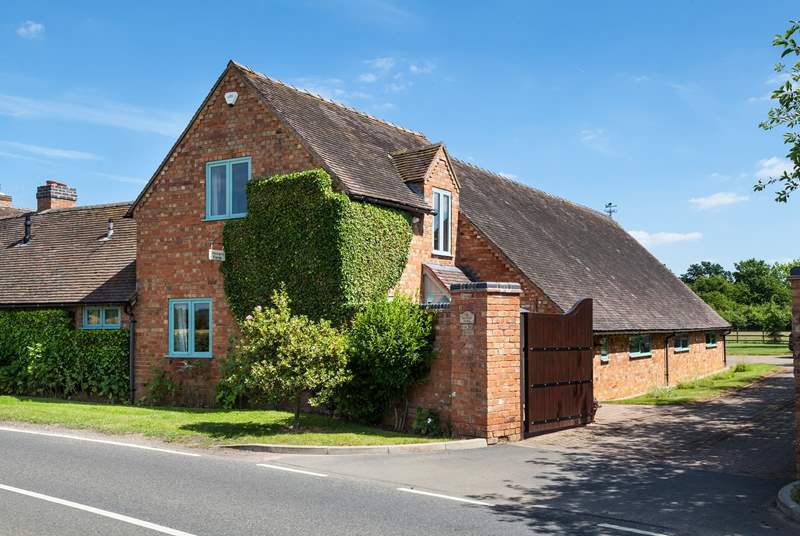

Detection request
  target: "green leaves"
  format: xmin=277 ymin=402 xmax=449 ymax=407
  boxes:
xmin=221 ymin=168 xmax=412 ymax=325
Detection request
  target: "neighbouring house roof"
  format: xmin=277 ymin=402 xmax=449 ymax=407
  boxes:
xmin=454 ymin=161 xmax=730 ymax=333
xmin=0 ymin=206 xmax=29 ymax=219
xmin=0 ymin=203 xmax=136 ymax=306
xmin=390 ymin=144 xmax=443 ymax=183
xmin=423 ymin=263 xmax=472 ymax=289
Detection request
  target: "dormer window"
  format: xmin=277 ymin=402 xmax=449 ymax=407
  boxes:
xmin=432 ymin=188 xmax=451 ymax=255
xmin=205 ymin=157 xmax=251 ymax=220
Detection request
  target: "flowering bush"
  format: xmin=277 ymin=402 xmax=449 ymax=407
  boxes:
xmin=216 ymin=288 xmax=348 ymax=426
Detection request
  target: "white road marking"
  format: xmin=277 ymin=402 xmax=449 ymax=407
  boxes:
xmin=597 ymin=523 xmax=669 ymax=536
xmin=396 ymin=487 xmax=492 ymax=506
xmin=256 ymin=464 xmax=328 ymax=477
xmin=0 ymin=483 xmax=198 ymax=536
xmin=0 ymin=426 xmax=200 ymax=457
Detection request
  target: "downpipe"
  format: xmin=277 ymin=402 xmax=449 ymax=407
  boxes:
xmin=664 ymin=333 xmax=674 ymax=386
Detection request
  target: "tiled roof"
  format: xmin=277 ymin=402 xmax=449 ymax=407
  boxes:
xmin=423 ymin=263 xmax=472 ymax=289
xmin=236 ymin=63 xmax=433 ymax=212
xmin=0 ymin=203 xmax=136 ymax=306
xmin=0 ymin=206 xmax=29 ymax=220
xmin=454 ymin=161 xmax=730 ymax=333
xmin=390 ymin=144 xmax=442 ymax=183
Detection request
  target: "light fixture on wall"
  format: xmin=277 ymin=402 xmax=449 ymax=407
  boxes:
xmin=224 ymin=92 xmax=239 ymax=106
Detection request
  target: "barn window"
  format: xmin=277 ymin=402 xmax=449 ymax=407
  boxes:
xmin=629 ymin=334 xmax=652 ymax=358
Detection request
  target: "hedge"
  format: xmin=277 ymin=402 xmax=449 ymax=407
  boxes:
xmin=222 ymin=169 xmax=412 ymax=324
xmin=0 ymin=309 xmax=129 ymax=401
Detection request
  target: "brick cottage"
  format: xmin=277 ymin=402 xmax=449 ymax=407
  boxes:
xmin=0 ymin=61 xmax=730 ymax=439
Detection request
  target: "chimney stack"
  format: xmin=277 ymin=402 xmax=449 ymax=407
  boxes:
xmin=37 ymin=180 xmax=76 ymax=212
xmin=0 ymin=184 xmax=11 ymax=208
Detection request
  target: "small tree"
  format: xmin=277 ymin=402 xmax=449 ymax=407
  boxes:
xmin=337 ymin=296 xmax=434 ymax=428
xmin=761 ymin=302 xmax=791 ymax=343
xmin=217 ymin=288 xmax=348 ymax=427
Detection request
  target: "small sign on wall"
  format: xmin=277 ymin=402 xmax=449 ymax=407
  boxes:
xmin=459 ymin=311 xmax=475 ymax=325
xmin=208 ymin=248 xmax=226 ymax=262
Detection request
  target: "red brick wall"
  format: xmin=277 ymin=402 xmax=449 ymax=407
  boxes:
xmin=790 ymin=272 xmax=800 ymax=477
xmin=395 ymin=148 xmax=459 ymax=299
xmin=408 ymin=285 xmax=522 ymax=441
xmin=131 ymin=67 xmax=318 ymax=400
xmin=593 ymin=331 xmax=726 ymax=400
xmin=455 ymin=215 xmax=559 ymax=314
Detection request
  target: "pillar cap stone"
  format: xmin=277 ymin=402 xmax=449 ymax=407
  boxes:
xmin=789 ymin=266 xmax=800 ymax=279
xmin=450 ymin=281 xmax=522 ymax=294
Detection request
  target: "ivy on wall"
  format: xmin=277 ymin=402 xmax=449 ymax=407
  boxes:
xmin=0 ymin=309 xmax=129 ymax=401
xmin=222 ymin=169 xmax=412 ymax=324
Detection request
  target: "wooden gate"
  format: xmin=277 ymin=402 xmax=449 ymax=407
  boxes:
xmin=522 ymin=299 xmax=594 ymax=436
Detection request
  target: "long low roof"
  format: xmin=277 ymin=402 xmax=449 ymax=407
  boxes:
xmin=0 ymin=203 xmax=136 ymax=306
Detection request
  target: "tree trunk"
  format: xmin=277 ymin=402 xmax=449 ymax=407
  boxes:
xmin=292 ymin=394 xmax=301 ymax=429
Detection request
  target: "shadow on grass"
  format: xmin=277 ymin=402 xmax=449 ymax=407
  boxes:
xmin=179 ymin=421 xmax=290 ymax=439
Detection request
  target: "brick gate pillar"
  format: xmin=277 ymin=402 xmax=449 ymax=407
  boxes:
xmin=449 ymin=282 xmax=522 ymax=442
xmin=790 ymin=266 xmax=800 ymax=477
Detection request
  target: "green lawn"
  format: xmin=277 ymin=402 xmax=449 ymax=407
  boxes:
xmin=726 ymin=342 xmax=791 ymax=356
xmin=0 ymin=396 xmax=442 ymax=447
xmin=607 ymin=363 xmax=777 ymax=405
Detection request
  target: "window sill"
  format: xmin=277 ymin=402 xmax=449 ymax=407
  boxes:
xmin=629 ymin=352 xmax=652 ymax=359
xmin=202 ymin=214 xmax=246 ymax=222
xmin=431 ymin=251 xmax=454 ymax=258
xmin=82 ymin=325 xmax=122 ymax=330
xmin=165 ymin=354 xmax=213 ymax=359
xmin=674 ymin=348 xmax=690 ymax=354
xmin=599 ymin=355 xmax=609 ymax=364
xmin=705 ymin=344 xmax=717 ymax=349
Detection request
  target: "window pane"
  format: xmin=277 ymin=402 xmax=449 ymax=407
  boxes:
xmin=231 ymin=162 xmax=249 ymax=215
xmin=104 ymin=307 xmax=120 ymax=326
xmin=600 ymin=337 xmax=609 ymax=356
xmin=441 ymin=193 xmax=450 ymax=252
xmin=194 ymin=302 xmax=210 ymax=353
xmin=432 ymin=192 xmax=440 ymax=251
xmin=86 ymin=306 xmax=102 ymax=325
xmin=642 ymin=335 xmax=652 ymax=354
xmin=209 ymin=165 xmax=227 ymax=216
xmin=172 ymin=303 xmax=190 ymax=353
xmin=629 ymin=335 xmax=639 ymax=354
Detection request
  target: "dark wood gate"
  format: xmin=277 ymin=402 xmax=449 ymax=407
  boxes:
xmin=522 ymin=299 xmax=594 ymax=436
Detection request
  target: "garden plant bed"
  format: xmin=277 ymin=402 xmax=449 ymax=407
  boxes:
xmin=606 ymin=363 xmax=777 ymax=405
xmin=0 ymin=396 xmax=444 ymax=448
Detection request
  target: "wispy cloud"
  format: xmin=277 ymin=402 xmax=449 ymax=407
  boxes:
xmin=497 ymin=171 xmax=518 ymax=180
xmin=291 ymin=77 xmax=375 ymax=104
xmin=748 ymin=73 xmax=793 ymax=102
xmin=0 ymin=141 xmax=99 ymax=160
xmin=628 ymin=230 xmax=702 ymax=247
xmin=91 ymin=171 xmax=146 ymax=184
xmin=579 ymin=128 xmax=615 ymax=155
xmin=0 ymin=94 xmax=186 ymax=136
xmin=689 ymin=191 xmax=748 ymax=210
xmin=364 ymin=57 xmax=396 ymax=71
xmin=358 ymin=73 xmax=378 ymax=83
xmin=409 ymin=61 xmax=435 ymax=75
xmin=755 ymin=156 xmax=792 ymax=181
xmin=17 ymin=20 xmax=44 ymax=39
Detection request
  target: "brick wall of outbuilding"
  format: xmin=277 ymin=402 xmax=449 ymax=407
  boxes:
xmin=131 ymin=68 xmax=319 ymax=401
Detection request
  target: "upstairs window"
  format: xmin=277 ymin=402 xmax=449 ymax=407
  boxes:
xmin=675 ymin=333 xmax=690 ymax=353
xmin=83 ymin=305 xmax=122 ymax=330
xmin=432 ymin=188 xmax=452 ymax=255
xmin=205 ymin=157 xmax=251 ymax=220
xmin=629 ymin=334 xmax=652 ymax=358
xmin=168 ymin=299 xmax=212 ymax=358
xmin=705 ymin=332 xmax=717 ymax=348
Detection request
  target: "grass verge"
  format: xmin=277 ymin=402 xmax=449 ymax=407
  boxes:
xmin=726 ymin=342 xmax=791 ymax=356
xmin=607 ymin=363 xmax=777 ymax=405
xmin=0 ymin=396 xmax=442 ymax=447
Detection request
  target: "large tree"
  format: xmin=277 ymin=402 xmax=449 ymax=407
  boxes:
xmin=756 ymin=20 xmax=800 ymax=202
xmin=680 ymin=261 xmax=732 ymax=284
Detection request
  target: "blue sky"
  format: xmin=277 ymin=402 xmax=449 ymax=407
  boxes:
xmin=0 ymin=1 xmax=797 ymax=274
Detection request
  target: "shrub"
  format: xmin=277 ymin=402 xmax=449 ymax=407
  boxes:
xmin=222 ymin=169 xmax=412 ymax=324
xmin=217 ymin=288 xmax=349 ymax=426
xmin=411 ymin=407 xmax=441 ymax=437
xmin=0 ymin=309 xmax=129 ymax=401
xmin=337 ymin=296 xmax=435 ymax=425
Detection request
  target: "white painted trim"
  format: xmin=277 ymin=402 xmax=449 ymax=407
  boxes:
xmin=396 ymin=487 xmax=492 ymax=506
xmin=256 ymin=464 xmax=328 ymax=477
xmin=0 ymin=483 xmax=198 ymax=536
xmin=431 ymin=187 xmax=452 ymax=256
xmin=0 ymin=426 xmax=201 ymax=457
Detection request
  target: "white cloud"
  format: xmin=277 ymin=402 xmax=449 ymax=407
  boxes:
xmin=628 ymin=230 xmax=702 ymax=247
xmin=364 ymin=57 xmax=395 ymax=71
xmin=358 ymin=73 xmax=378 ymax=83
xmin=91 ymin=172 xmax=146 ymax=184
xmin=497 ymin=171 xmax=518 ymax=180
xmin=16 ymin=21 xmax=44 ymax=39
xmin=755 ymin=156 xmax=792 ymax=181
xmin=409 ymin=61 xmax=434 ymax=75
xmin=292 ymin=77 xmax=376 ymax=105
xmin=579 ymin=127 xmax=615 ymax=155
xmin=766 ymin=73 xmax=792 ymax=85
xmin=0 ymin=141 xmax=98 ymax=160
xmin=0 ymin=93 xmax=185 ymax=136
xmin=689 ymin=191 xmax=748 ymax=210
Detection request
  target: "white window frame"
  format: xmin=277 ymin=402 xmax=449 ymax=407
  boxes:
xmin=431 ymin=188 xmax=452 ymax=256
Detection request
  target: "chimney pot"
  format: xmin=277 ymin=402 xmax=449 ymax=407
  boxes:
xmin=37 ymin=180 xmax=77 ymax=212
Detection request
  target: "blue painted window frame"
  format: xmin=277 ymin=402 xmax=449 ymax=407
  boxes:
xmin=431 ymin=187 xmax=452 ymax=256
xmin=167 ymin=298 xmax=213 ymax=358
xmin=204 ymin=156 xmax=252 ymax=220
xmin=674 ymin=333 xmax=690 ymax=353
xmin=598 ymin=336 xmax=609 ymax=363
xmin=629 ymin=333 xmax=652 ymax=358
xmin=705 ymin=332 xmax=717 ymax=348
xmin=82 ymin=305 xmax=122 ymax=330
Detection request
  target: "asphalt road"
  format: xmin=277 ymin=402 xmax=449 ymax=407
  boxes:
xmin=0 ymin=426 xmax=681 ymax=536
